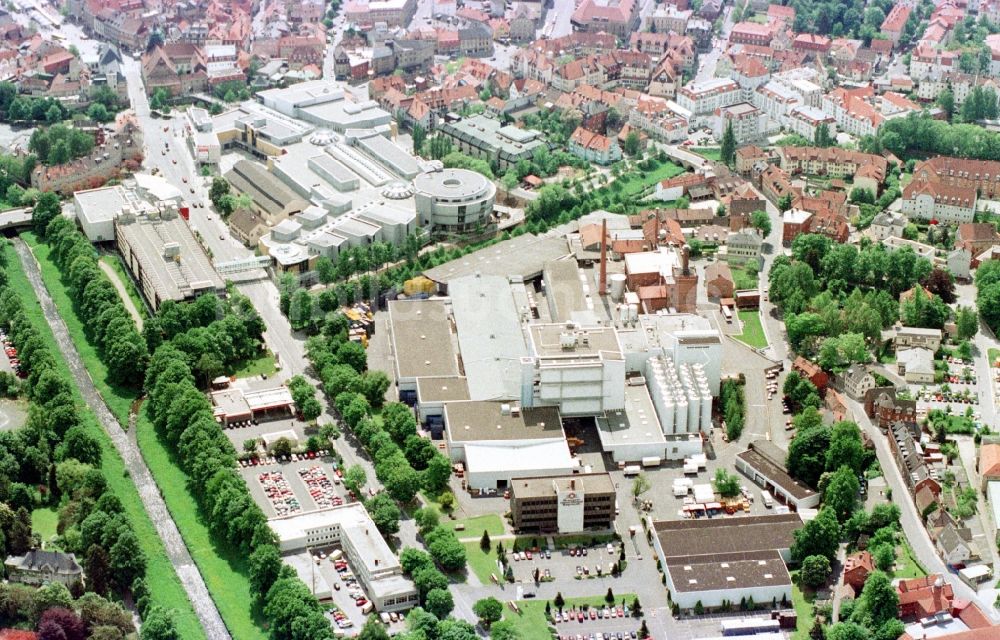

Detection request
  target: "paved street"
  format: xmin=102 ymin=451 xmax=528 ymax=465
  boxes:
xmin=13 ymin=239 xmax=231 ymax=640
xmin=844 ymin=394 xmax=999 ymax=621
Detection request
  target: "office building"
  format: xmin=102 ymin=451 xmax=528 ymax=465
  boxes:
xmin=414 ymin=168 xmax=497 ymax=233
xmin=436 ymin=114 xmax=547 ymax=171
xmin=510 ymin=473 xmax=616 ymax=533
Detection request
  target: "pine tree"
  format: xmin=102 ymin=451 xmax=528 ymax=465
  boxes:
xmin=480 ymin=529 xmax=491 ymax=553
xmin=720 ymin=120 xmax=737 ymax=168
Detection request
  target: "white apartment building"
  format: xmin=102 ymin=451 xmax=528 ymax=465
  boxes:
xmin=677 ymin=78 xmax=741 ymax=126
xmin=712 ymin=102 xmax=765 ymax=143
xmin=786 ymin=105 xmax=835 ymax=140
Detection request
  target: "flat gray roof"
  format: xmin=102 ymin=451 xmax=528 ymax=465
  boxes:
xmin=416 ymin=376 xmax=470 ymax=403
xmin=528 ymin=324 xmax=622 ymax=360
xmin=449 ymin=274 xmax=527 ymax=401
xmin=737 ymin=441 xmax=816 ymax=501
xmin=543 ymin=259 xmax=590 ymax=323
xmin=445 ymin=401 xmax=563 ymax=442
xmin=596 ymin=383 xmax=667 ymax=447
xmin=413 ymin=168 xmax=494 ymax=199
xmin=75 ymin=185 xmax=126 ymax=223
xmin=388 ymin=299 xmax=459 ymax=379
xmin=355 ymin=133 xmax=420 ymax=179
xmin=116 ymin=212 xmax=225 ymax=305
xmin=666 ymin=550 xmax=790 ymax=593
xmin=509 ymin=472 xmax=615 ymax=499
xmin=423 ymin=233 xmax=570 ymax=285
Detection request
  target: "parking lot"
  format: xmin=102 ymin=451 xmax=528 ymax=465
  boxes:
xmin=240 ymin=457 xmax=348 ymax=519
xmin=284 ymin=550 xmax=373 ymax=633
xmin=504 ymin=542 xmax=631 ymax=585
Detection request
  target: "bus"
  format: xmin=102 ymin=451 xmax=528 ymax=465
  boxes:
xmin=721 ymin=305 xmax=733 ymax=323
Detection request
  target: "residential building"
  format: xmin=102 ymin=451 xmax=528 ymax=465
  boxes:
xmin=979 ymin=443 xmax=1000 ymax=490
xmin=864 ymin=387 xmax=918 ymax=431
xmin=677 ymin=78 xmax=741 ymax=126
xmin=896 ymin=346 xmax=935 ymax=383
xmin=509 ymin=473 xmax=616 ymax=533
xmin=902 ymin=179 xmax=978 ymax=224
xmin=712 ymin=102 xmax=765 ymax=144
xmin=570 ymin=0 xmax=638 ymax=37
xmin=781 ymin=209 xmax=812 ymax=246
xmin=724 ymin=229 xmax=762 ymax=264
xmin=646 ymin=4 xmax=690 ymax=33
xmin=730 ymin=21 xmax=776 ymax=47
xmin=436 ymin=114 xmax=547 ymax=171
xmin=840 ymin=364 xmax=876 ymax=400
xmin=776 ymin=146 xmax=888 ymax=193
xmin=843 ymin=551 xmax=874 ymax=593
xmin=736 ymin=440 xmax=820 ymax=510
xmin=568 ymin=127 xmax=623 ymax=165
xmin=936 ymin=523 xmax=976 ymax=566
xmin=881 ymin=3 xmax=913 ymax=47
xmin=913 ymin=156 xmax=1000 ymax=200
xmin=343 ymin=0 xmax=416 ymax=27
xmin=4 ymin=550 xmax=83 ymax=587
xmin=895 ymin=327 xmax=943 ymax=352
xmin=868 ymin=210 xmax=907 ymax=241
xmin=649 ymin=514 xmax=802 ymax=611
xmin=956 ymin=223 xmax=1000 ymax=256
xmin=704 ymin=261 xmax=734 ymax=299
xmin=897 ymin=575 xmax=954 ymax=620
xmin=889 ymin=422 xmax=942 ymax=498
xmin=948 ymin=248 xmax=972 ymax=281
xmin=141 ymin=43 xmax=207 ymax=96
xmin=792 ymin=356 xmax=828 ymax=393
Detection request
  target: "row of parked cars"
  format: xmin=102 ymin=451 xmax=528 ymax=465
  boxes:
xmin=558 ymin=632 xmax=640 ymax=640
xmin=0 ymin=330 xmax=24 ymax=378
xmin=238 ymin=450 xmax=332 ymax=467
xmin=555 ymin=606 xmax=628 ymax=623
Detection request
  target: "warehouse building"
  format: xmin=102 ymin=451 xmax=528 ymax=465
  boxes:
xmin=257 ymin=80 xmax=393 ymax=133
xmin=650 ymin=514 xmax=801 ymax=611
xmin=444 ymin=400 xmax=575 ymax=490
xmin=270 ymin=504 xmax=418 ymax=612
xmin=510 ymin=473 xmax=616 ymax=533
xmin=388 ymin=299 xmax=459 ymax=403
xmin=736 ymin=440 xmax=820 ymax=511
xmin=114 ymin=204 xmax=225 ymax=310
xmin=210 ymin=386 xmax=295 ymax=427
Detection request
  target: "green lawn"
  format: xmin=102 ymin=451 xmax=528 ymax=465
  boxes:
xmin=23 ymin=234 xmax=138 ymax=426
xmin=450 ymin=513 xmax=506 ymax=539
xmin=617 ymin=161 xmax=685 ymax=197
xmin=135 ymin=409 xmax=268 ymax=640
xmin=789 ymin=572 xmax=814 ymax=640
xmin=731 ymin=265 xmax=759 ymax=290
xmin=734 ymin=310 xmax=768 ymax=349
xmin=463 ymin=542 xmax=502 ymax=584
xmin=502 ymin=594 xmax=637 ymax=640
xmin=32 ymin=507 xmax=59 ymax=544
xmin=893 ymin=540 xmax=927 ymax=579
xmin=990 ymin=348 xmax=1000 ymax=367
xmin=99 ymin=254 xmax=148 ymax=319
xmin=2 ymin=241 xmax=205 ymax=640
xmin=232 ymin=350 xmax=278 ymax=378
xmin=22 ymin=237 xmax=266 ymax=638
xmin=692 ymin=147 xmax=722 ymax=162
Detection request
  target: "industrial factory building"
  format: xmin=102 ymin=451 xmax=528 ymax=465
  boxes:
xmin=384 ymin=223 xmax=727 ymax=486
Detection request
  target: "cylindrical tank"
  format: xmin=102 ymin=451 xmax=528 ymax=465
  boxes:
xmin=609 ymin=274 xmax=627 ymax=301
xmin=676 ymin=397 xmax=689 ymax=432
xmin=687 ymin=391 xmax=699 ymax=432
xmin=700 ymin=394 xmax=712 ymax=431
xmin=618 ymin=303 xmax=628 ymax=325
xmin=628 ymin=303 xmax=639 ymax=324
xmin=661 ymin=396 xmax=675 ymax=433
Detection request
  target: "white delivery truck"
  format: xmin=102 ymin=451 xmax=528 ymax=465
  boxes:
xmin=761 ymin=492 xmax=775 ymax=508
xmin=361 ymin=602 xmax=375 ymax=615
xmin=641 ymin=456 xmax=661 ymax=468
xmin=623 ymin=465 xmax=641 ymax=476
xmin=683 ymin=460 xmax=699 ymax=475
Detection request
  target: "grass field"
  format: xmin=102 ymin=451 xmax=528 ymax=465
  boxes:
xmin=735 ymin=310 xmax=768 ymax=349
xmin=463 ymin=542 xmax=501 ymax=584
xmin=2 ymin=241 xmax=206 ymax=640
xmin=990 ymin=348 xmax=1000 ymax=367
xmin=788 ymin=572 xmax=813 ymax=640
xmin=451 ymin=513 xmax=506 ymax=539
xmin=32 ymin=507 xmax=59 ymax=544
xmin=617 ymin=161 xmax=685 ymax=197
xmin=99 ymin=254 xmax=148 ymax=319
xmin=135 ymin=410 xmax=268 ymax=640
xmin=731 ymin=265 xmax=759 ymax=290
xmin=502 ymin=594 xmax=637 ymax=640
xmin=692 ymin=147 xmax=722 ymax=162
xmin=23 ymin=234 xmax=138 ymax=426
xmin=232 ymin=350 xmax=278 ymax=378
xmin=893 ymin=540 xmax=927 ymax=579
